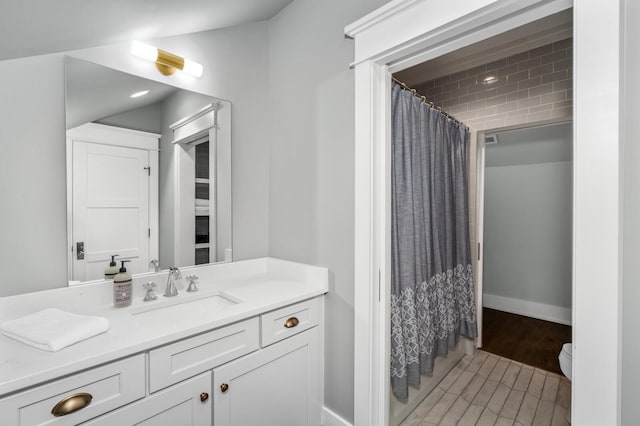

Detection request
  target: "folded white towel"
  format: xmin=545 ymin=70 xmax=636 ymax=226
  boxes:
xmin=1 ymin=308 xmax=110 ymax=352
xmin=195 ymin=199 xmax=209 ymax=207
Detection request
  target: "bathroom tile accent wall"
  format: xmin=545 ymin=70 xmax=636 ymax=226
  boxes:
xmin=410 ymin=38 xmax=573 ymax=298
xmin=414 ymin=38 xmax=573 ymax=130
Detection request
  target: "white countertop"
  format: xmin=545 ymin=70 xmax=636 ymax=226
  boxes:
xmin=0 ymin=258 xmax=328 ymax=397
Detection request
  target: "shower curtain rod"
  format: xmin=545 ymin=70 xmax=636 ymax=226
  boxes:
xmin=392 ymin=77 xmax=465 ymax=127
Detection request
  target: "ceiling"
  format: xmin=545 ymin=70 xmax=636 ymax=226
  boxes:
xmin=0 ymin=0 xmax=293 ymax=61
xmin=66 ymin=58 xmax=181 ymax=129
xmin=395 ymin=9 xmax=573 ymax=86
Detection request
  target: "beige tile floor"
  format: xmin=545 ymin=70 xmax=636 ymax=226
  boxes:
xmin=400 ymin=350 xmax=571 ymax=426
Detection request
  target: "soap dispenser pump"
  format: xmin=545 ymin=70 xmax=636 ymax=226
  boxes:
xmin=113 ymin=260 xmax=132 ymax=307
xmin=104 ymin=255 xmax=119 ymax=280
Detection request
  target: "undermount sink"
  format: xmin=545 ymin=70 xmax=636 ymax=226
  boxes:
xmin=130 ymin=290 xmax=241 ymax=316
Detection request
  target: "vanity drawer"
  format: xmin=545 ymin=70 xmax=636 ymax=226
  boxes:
xmin=260 ymin=297 xmax=319 ymax=347
xmin=0 ymin=354 xmax=145 ymax=426
xmin=83 ymin=371 xmax=212 ymax=426
xmin=148 ymin=317 xmax=259 ymax=393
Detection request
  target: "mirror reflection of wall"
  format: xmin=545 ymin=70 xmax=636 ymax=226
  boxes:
xmin=65 ymin=57 xmax=232 ymax=282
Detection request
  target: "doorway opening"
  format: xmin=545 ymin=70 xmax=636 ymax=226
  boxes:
xmin=480 ymin=122 xmax=572 ymax=376
xmin=388 ymin=10 xmax=574 ymax=426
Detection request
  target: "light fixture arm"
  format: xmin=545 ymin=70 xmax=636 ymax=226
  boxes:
xmin=155 ymin=49 xmax=185 ymax=76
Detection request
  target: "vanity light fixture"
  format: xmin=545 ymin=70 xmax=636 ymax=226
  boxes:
xmin=130 ymin=90 xmax=149 ymax=98
xmin=131 ymin=41 xmax=203 ymax=78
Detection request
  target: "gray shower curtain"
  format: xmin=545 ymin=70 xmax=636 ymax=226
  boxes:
xmin=390 ymin=81 xmax=477 ymax=400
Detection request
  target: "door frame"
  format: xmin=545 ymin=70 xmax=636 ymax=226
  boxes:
xmin=170 ymin=102 xmax=222 ymax=266
xmin=347 ymin=1 xmax=623 ymax=425
xmin=66 ymin=123 xmax=160 ymax=283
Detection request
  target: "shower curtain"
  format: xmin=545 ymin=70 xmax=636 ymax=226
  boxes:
xmin=390 ymin=81 xmax=477 ymax=399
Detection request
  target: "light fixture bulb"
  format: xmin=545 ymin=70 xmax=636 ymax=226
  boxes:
xmin=131 ymin=41 xmax=158 ymax=62
xmin=130 ymin=90 xmax=149 ymax=98
xmin=183 ymin=59 xmax=204 ymax=78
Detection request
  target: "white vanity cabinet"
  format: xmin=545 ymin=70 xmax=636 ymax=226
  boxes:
xmin=0 ymin=295 xmax=323 ymax=426
xmin=213 ymin=328 xmax=319 ymax=426
xmin=83 ymin=372 xmax=212 ymax=426
xmin=148 ymin=317 xmax=260 ymax=393
xmin=0 ymin=354 xmax=146 ymax=426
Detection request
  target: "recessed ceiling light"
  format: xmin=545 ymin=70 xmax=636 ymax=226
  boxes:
xmin=130 ymin=90 xmax=149 ymax=98
xmin=482 ymin=75 xmax=498 ymax=84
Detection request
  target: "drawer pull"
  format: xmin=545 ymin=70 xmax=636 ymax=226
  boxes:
xmin=200 ymin=392 xmax=209 ymax=402
xmin=220 ymin=383 xmax=229 ymax=393
xmin=284 ymin=317 xmax=299 ymax=328
xmin=51 ymin=393 xmax=93 ymax=417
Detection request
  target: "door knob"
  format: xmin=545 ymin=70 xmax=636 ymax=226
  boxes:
xmin=220 ymin=383 xmax=229 ymax=393
xmin=76 ymin=242 xmax=85 ymax=260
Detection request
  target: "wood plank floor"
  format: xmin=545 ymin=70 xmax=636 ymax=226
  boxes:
xmin=400 ymin=350 xmax=571 ymax=426
xmin=481 ymin=308 xmax=571 ymax=376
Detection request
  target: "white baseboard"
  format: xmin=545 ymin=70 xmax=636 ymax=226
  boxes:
xmin=483 ymin=293 xmax=572 ymax=325
xmin=322 ymin=406 xmax=353 ymax=426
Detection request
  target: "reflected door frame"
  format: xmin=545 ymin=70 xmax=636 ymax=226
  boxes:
xmin=171 ymin=103 xmax=222 ymax=267
xmin=66 ymin=123 xmax=159 ymax=283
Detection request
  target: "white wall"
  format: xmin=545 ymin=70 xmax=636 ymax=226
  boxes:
xmin=0 ymin=22 xmax=270 ymax=296
xmin=97 ymin=103 xmax=163 ymax=133
xmin=484 ymin=159 xmax=572 ymax=309
xmin=267 ymin=0 xmax=388 ymax=421
xmin=0 ymin=55 xmax=67 ymax=296
xmin=622 ymin=0 xmax=640 ymax=423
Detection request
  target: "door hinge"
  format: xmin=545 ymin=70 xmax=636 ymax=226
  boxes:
xmin=144 ymin=166 xmax=151 ymax=176
xmin=148 ymin=228 xmax=151 ymax=238
xmin=478 ymin=242 xmax=481 ymax=261
xmin=378 ymin=269 xmax=381 ymax=302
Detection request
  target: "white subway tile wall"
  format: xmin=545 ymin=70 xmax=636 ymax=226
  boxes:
xmin=413 ymin=38 xmax=573 ymax=131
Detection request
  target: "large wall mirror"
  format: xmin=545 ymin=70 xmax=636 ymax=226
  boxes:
xmin=65 ymin=57 xmax=232 ymax=283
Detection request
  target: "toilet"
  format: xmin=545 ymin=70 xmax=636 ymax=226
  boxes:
xmin=558 ymin=343 xmax=573 ymax=423
xmin=559 ymin=343 xmax=572 ymax=380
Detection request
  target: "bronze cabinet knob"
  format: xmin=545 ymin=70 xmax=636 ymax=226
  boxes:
xmin=284 ymin=317 xmax=299 ymax=328
xmin=220 ymin=383 xmax=229 ymax=393
xmin=200 ymin=392 xmax=209 ymax=402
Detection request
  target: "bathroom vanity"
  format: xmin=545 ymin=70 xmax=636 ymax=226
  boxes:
xmin=0 ymin=258 xmax=327 ymax=426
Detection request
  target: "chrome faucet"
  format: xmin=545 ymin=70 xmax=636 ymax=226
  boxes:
xmin=149 ymin=259 xmax=160 ymax=273
xmin=164 ymin=267 xmax=182 ymax=297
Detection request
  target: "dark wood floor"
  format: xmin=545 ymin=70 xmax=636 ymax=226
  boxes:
xmin=481 ymin=308 xmax=571 ymax=375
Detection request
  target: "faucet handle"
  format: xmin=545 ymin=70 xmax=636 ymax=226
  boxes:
xmin=170 ymin=267 xmax=182 ymax=279
xmin=143 ymin=281 xmax=158 ymax=301
xmin=186 ymin=275 xmax=199 ymax=292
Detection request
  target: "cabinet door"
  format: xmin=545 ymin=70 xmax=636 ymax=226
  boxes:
xmin=83 ymin=372 xmax=211 ymax=426
xmin=213 ymin=328 xmax=319 ymax=426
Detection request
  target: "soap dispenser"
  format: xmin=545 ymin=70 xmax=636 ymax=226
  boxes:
xmin=104 ymin=255 xmax=119 ymax=280
xmin=113 ymin=260 xmax=132 ymax=307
